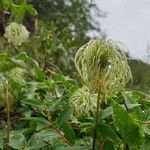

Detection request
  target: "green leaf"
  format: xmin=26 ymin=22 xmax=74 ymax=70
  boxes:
xmin=48 ymin=98 xmax=63 ymax=112
xmin=143 ymin=125 xmax=150 ymax=135
xmin=55 ymin=74 xmax=73 ymax=88
xmin=98 ymin=122 xmax=121 ymax=143
xmin=101 ymin=106 xmax=113 ymax=119
xmin=122 ymin=91 xmax=144 ymax=120
xmin=56 ymin=145 xmax=89 ymax=150
xmin=11 ymin=3 xmax=26 ymax=22
xmin=27 ymin=135 xmax=47 ymax=149
xmin=34 ymin=68 xmax=45 ymax=81
xmin=125 ymin=103 xmax=141 ymax=109
xmin=21 ymin=99 xmax=44 ymax=109
xmin=9 ymin=131 xmax=27 ymax=149
xmin=61 ymin=123 xmax=76 ymax=144
xmin=101 ymin=104 xmax=141 ymax=120
xmin=26 ymin=4 xmax=37 ymax=16
xmin=55 ymin=85 xmax=65 ymax=97
xmin=57 ymin=106 xmax=73 ymax=127
xmin=34 ymin=129 xmax=59 ymax=143
xmin=27 ymin=129 xmax=59 ymax=149
xmin=16 ymin=53 xmax=39 ymax=68
xmin=2 ymin=0 xmax=12 ymax=9
xmin=141 ymin=135 xmax=150 ymax=150
xmin=21 ymin=128 xmax=35 ymax=136
xmin=112 ymin=101 xmax=144 ymax=147
xmin=80 ymin=122 xmax=93 ymax=134
xmin=0 ymin=53 xmax=21 ymax=73
xmin=23 ymin=117 xmax=49 ymax=124
xmin=36 ymin=122 xmax=49 ymax=131
xmin=103 ymin=141 xmax=114 ymax=150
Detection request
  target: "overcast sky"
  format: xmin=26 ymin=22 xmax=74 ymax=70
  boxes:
xmin=95 ymin=0 xmax=150 ymax=62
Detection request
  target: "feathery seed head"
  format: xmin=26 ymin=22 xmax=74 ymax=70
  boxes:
xmin=75 ymin=40 xmax=132 ymax=97
xmin=4 ymin=22 xmax=29 ymax=47
xmin=69 ymin=86 xmax=97 ymax=116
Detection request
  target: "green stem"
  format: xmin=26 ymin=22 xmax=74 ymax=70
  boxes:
xmin=5 ymin=80 xmax=11 ymax=150
xmin=14 ymin=46 xmax=19 ymax=54
xmin=123 ymin=102 xmax=129 ymax=112
xmin=92 ymin=90 xmax=101 ymax=150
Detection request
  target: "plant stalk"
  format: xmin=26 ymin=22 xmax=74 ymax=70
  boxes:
xmin=92 ymin=90 xmax=101 ymax=150
xmin=5 ymin=80 xmax=11 ymax=150
xmin=43 ymin=106 xmax=73 ymax=146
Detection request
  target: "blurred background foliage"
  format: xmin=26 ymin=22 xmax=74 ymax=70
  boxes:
xmin=129 ymin=60 xmax=150 ymax=93
xmin=1 ymin=0 xmax=105 ymax=74
xmin=0 ymin=0 xmax=149 ymax=93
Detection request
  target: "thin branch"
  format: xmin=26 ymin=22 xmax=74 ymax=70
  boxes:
xmin=14 ymin=46 xmax=19 ymax=54
xmin=43 ymin=106 xmax=73 ymax=146
xmin=123 ymin=101 xmax=129 ymax=112
xmin=92 ymin=90 xmax=101 ymax=150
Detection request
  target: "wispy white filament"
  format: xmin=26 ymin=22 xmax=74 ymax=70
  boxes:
xmin=69 ymin=86 xmax=97 ymax=116
xmin=75 ymin=40 xmax=132 ymax=97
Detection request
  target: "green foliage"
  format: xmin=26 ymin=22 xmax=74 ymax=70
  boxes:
xmin=0 ymin=0 xmax=150 ymax=149
xmin=29 ymin=0 xmax=104 ymax=40
xmin=112 ymin=101 xmax=144 ymax=148
xmin=9 ymin=131 xmax=27 ymax=149
xmin=57 ymin=106 xmax=73 ymax=127
xmin=98 ymin=122 xmax=121 ymax=144
xmin=1 ymin=0 xmax=37 ymax=23
xmin=61 ymin=123 xmax=76 ymax=144
xmin=0 ymin=51 xmax=149 ymax=149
